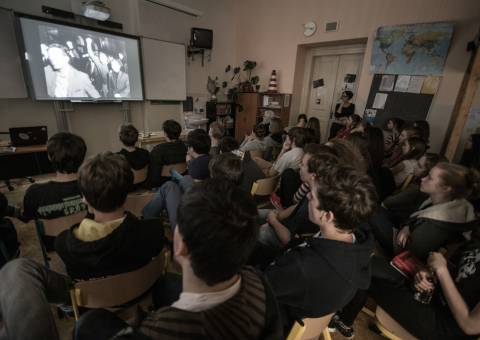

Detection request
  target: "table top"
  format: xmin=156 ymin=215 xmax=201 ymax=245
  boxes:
xmin=138 ymin=130 xmax=189 ymax=146
xmin=0 ymin=144 xmax=47 ymax=155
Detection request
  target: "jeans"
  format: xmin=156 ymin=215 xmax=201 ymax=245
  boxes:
xmin=142 ymin=181 xmax=182 ymax=229
xmin=0 ymin=258 xmax=71 ymax=340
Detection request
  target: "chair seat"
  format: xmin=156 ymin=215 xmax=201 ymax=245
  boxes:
xmin=375 ymin=306 xmax=417 ymax=340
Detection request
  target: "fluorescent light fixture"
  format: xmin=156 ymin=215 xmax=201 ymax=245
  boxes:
xmin=144 ymin=0 xmax=203 ymax=17
xmin=82 ymin=1 xmax=111 ymax=21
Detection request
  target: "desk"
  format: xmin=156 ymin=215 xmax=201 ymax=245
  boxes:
xmin=138 ymin=130 xmax=189 ymax=149
xmin=0 ymin=144 xmax=52 ymax=186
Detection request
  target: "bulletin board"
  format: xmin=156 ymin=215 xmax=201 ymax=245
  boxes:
xmin=365 ymin=74 xmax=437 ymax=129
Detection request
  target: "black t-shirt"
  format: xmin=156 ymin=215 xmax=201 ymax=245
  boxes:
xmin=118 ymin=148 xmax=150 ymax=170
xmin=334 ymin=103 xmax=355 ymax=119
xmin=23 ymin=180 xmax=86 ymax=220
xmin=147 ymin=141 xmax=187 ymax=188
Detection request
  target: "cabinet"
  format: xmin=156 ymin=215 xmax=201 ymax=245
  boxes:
xmin=235 ymin=92 xmax=291 ymax=142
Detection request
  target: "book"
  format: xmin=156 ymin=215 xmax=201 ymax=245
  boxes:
xmin=390 ymin=250 xmax=424 ymax=279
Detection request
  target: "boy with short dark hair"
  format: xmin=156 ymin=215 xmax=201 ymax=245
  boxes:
xmin=265 ymin=165 xmax=377 ymax=329
xmin=117 ymin=123 xmax=149 ymax=172
xmin=147 ymin=119 xmax=187 ymax=188
xmin=55 ymin=152 xmax=164 ymax=279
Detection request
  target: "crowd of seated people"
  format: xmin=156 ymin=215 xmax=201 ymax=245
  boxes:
xmin=0 ymin=114 xmax=480 ymax=340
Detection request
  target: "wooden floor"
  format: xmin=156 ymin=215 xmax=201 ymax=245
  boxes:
xmin=4 ymin=175 xmax=385 ymax=340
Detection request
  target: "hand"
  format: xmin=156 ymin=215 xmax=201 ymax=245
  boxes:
xmin=282 ymin=138 xmax=292 ymax=151
xmin=414 ymin=270 xmax=434 ymax=292
xmin=396 ymin=226 xmax=410 ymax=248
xmin=267 ymin=210 xmax=279 ymax=224
xmin=428 ymin=252 xmax=447 ymax=274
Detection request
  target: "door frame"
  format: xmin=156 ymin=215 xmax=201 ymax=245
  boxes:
xmin=299 ymin=43 xmax=366 ymax=119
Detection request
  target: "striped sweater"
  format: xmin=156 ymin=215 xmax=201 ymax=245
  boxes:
xmin=138 ymin=269 xmax=278 ymax=339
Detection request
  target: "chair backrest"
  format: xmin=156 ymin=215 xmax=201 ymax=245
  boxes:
xmin=375 ymin=306 xmax=417 ymax=340
xmin=124 ymin=192 xmax=156 ymax=217
xmin=287 ymin=313 xmax=334 ymax=340
xmin=132 ymin=166 xmax=148 ymax=184
xmin=251 ymin=175 xmax=280 ymax=196
xmin=71 ymin=251 xmax=168 ymax=312
xmin=36 ymin=211 xmax=87 ymax=237
xmin=161 ymin=163 xmax=187 ymax=177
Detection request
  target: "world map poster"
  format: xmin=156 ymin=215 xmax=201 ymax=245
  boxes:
xmin=371 ymin=22 xmax=454 ymax=75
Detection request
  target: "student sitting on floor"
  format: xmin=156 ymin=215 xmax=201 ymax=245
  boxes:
xmin=55 ymin=152 xmax=164 ymax=280
xmin=117 ymin=124 xmax=149 ymax=188
xmin=371 ymin=162 xmax=479 ymax=261
xmin=73 ymin=179 xmax=283 ymax=340
xmin=146 ymin=119 xmax=187 ymax=189
xmin=264 ymin=164 xmax=377 ymax=330
xmin=22 ymin=132 xmax=88 ymax=250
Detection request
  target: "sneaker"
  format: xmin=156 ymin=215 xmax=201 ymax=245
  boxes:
xmin=328 ymin=314 xmax=355 ymax=339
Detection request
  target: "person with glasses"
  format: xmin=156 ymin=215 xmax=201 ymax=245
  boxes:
xmin=329 ymin=90 xmax=355 ymax=139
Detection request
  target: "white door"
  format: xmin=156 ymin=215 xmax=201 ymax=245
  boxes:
xmin=302 ymin=46 xmax=365 ymax=142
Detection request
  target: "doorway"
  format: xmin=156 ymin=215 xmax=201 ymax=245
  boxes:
xmin=299 ymin=43 xmax=366 ymax=142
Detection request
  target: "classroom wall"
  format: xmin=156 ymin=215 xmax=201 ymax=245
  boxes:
xmin=235 ymin=0 xmax=480 ymax=152
xmin=0 ymin=0 xmax=237 ymax=155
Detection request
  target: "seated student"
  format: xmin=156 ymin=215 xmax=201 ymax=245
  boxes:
xmin=146 ymin=119 xmax=187 ymax=188
xmin=240 ymin=123 xmax=267 ymax=154
xmin=208 ymin=122 xmax=225 ymax=156
xmin=371 ymin=162 xmax=479 ymax=261
xmin=383 ymin=152 xmax=445 ymax=225
xmin=264 ymin=165 xmax=377 ymax=329
xmin=208 ymin=152 xmax=243 ymax=185
xmin=22 ymin=132 xmax=88 ymax=250
xmin=383 ymin=125 xmax=423 ymax=168
xmin=264 ymin=117 xmax=285 ymax=161
xmin=219 ymin=136 xmax=265 ymax=193
xmin=391 ymin=137 xmax=426 ymax=187
xmin=336 ymin=114 xmax=362 ymax=139
xmin=55 ymin=152 xmax=164 ymax=280
xmin=117 ymin=124 xmax=149 ymax=170
xmin=383 ymin=117 xmax=404 ymax=156
xmin=369 ymin=234 xmax=480 ymax=340
xmin=142 ymin=129 xmax=211 ymax=228
xmin=0 ymin=193 xmax=19 ymax=268
xmin=254 ymin=127 xmax=307 ymax=177
xmin=305 ymin=117 xmax=321 ymax=144
xmin=71 ymin=179 xmax=282 ymax=340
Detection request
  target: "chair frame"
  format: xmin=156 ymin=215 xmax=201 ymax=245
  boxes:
xmin=35 ymin=211 xmax=87 ymax=268
xmin=161 ymin=163 xmax=187 ymax=177
xmin=70 ymin=249 xmax=170 ymax=320
xmin=251 ymin=175 xmax=280 ymax=208
xmin=287 ymin=313 xmax=334 ymax=340
xmin=132 ymin=166 xmax=149 ymax=185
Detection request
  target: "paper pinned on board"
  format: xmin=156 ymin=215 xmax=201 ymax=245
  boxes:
xmin=379 ymin=74 xmax=395 ymax=91
xmin=407 ymin=76 xmax=425 ymax=93
xmin=394 ymin=75 xmax=410 ymax=92
xmin=372 ymin=93 xmax=388 ymax=109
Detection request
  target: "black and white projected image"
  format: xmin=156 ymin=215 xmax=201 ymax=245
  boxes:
xmin=39 ymin=24 xmax=130 ymax=99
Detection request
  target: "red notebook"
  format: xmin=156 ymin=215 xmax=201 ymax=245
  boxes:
xmin=390 ymin=250 xmax=424 ymax=279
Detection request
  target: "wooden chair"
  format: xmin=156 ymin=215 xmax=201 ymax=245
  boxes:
xmin=287 ymin=313 xmax=334 ymax=340
xmin=251 ymin=175 xmax=280 ymax=208
xmin=124 ymin=191 xmax=156 ymax=217
xmin=35 ymin=211 xmax=87 ymax=268
xmin=70 ymin=249 xmax=170 ymax=320
xmin=161 ymin=163 xmax=187 ymax=177
xmin=400 ymin=174 xmax=414 ymax=191
xmin=132 ymin=166 xmax=148 ymax=185
xmin=375 ymin=306 xmax=417 ymax=340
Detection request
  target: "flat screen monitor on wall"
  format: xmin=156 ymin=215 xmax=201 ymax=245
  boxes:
xmin=17 ymin=15 xmax=144 ymax=101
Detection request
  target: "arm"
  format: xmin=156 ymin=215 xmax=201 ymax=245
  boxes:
xmin=429 ymin=252 xmax=480 ymax=335
xmin=266 ymin=210 xmax=292 ymax=245
xmin=293 ymin=183 xmax=310 ymax=204
xmin=117 ymin=74 xmax=130 ymax=97
xmin=277 ymin=203 xmax=298 ymax=221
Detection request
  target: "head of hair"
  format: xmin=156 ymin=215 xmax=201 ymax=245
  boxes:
xmin=177 ymin=179 xmax=259 ymax=286
xmin=413 ymin=120 xmax=430 ymax=141
xmin=388 ymin=118 xmax=404 ymax=131
xmin=209 ymin=122 xmax=225 ymax=140
xmin=343 ymin=90 xmax=354 ymax=100
xmin=47 ymin=132 xmax=87 ymax=174
xmin=187 ymin=129 xmax=211 ymax=155
xmin=435 ymin=162 xmax=480 ymax=201
xmin=346 ymin=132 xmax=371 ymax=169
xmin=219 ymin=136 xmax=240 ymax=153
xmin=288 ymin=127 xmax=307 ymax=148
xmin=417 ymin=152 xmax=447 ymax=178
xmin=78 ymin=152 xmax=133 ymax=212
xmin=47 ymin=43 xmax=69 ymax=57
xmin=269 ymin=117 xmax=283 ymax=134
xmin=403 ymin=137 xmax=427 ymax=160
xmin=365 ymin=126 xmax=385 ymax=169
xmin=297 ymin=114 xmax=308 ymax=123
xmin=305 ymin=117 xmax=321 ymax=143
xmin=252 ymin=123 xmax=266 ymax=139
xmin=162 ymin=120 xmax=182 ymax=140
xmin=118 ymin=124 xmax=139 ymax=147
xmin=312 ymin=165 xmax=377 ymax=230
xmin=208 ymin=153 xmax=243 ymax=185
xmin=327 ymin=138 xmax=368 ymax=173
xmin=350 ymin=114 xmax=362 ymax=127
xmin=402 ymin=126 xmax=423 ymax=140
xmin=308 ymin=152 xmax=339 ymax=177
